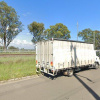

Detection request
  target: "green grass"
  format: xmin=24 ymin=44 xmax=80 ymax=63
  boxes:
xmin=0 ymin=55 xmax=36 ymax=81
xmin=0 ymin=51 xmax=36 ymax=54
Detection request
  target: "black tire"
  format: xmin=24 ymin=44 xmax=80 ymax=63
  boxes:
xmin=68 ymin=69 xmax=74 ymax=77
xmin=50 ymin=76 xmax=55 ymax=80
xmin=41 ymin=72 xmax=44 ymax=75
xmin=94 ymin=63 xmax=99 ymax=69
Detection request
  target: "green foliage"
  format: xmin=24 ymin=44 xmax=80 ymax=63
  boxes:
xmin=78 ymin=28 xmax=100 ymax=49
xmin=44 ymin=23 xmax=71 ymax=39
xmin=28 ymin=22 xmax=71 ymax=43
xmin=8 ymin=46 xmax=19 ymax=50
xmin=0 ymin=46 xmax=4 ymax=49
xmin=28 ymin=22 xmax=44 ymax=43
xmin=0 ymin=1 xmax=23 ymax=50
xmin=78 ymin=28 xmax=93 ymax=42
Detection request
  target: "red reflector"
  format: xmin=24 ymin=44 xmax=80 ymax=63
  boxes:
xmin=51 ymin=70 xmax=53 ymax=72
xmin=51 ymin=62 xmax=53 ymax=66
xmin=36 ymin=60 xmax=38 ymax=64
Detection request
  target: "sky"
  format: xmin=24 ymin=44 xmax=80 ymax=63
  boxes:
xmin=1 ymin=0 xmax=100 ymax=49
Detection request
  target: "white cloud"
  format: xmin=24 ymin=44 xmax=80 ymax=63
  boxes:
xmin=22 ymin=12 xmax=31 ymax=17
xmin=26 ymin=32 xmax=30 ymax=35
xmin=22 ymin=14 xmax=27 ymax=17
xmin=11 ymin=39 xmax=32 ymax=45
xmin=10 ymin=39 xmax=35 ymax=49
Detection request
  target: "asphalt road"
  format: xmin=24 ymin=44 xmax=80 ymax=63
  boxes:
xmin=0 ymin=68 xmax=100 ymax=100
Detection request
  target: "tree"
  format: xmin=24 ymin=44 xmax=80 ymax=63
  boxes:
xmin=28 ymin=22 xmax=44 ymax=43
xmin=78 ymin=28 xmax=93 ymax=43
xmin=0 ymin=46 xmax=4 ymax=49
xmin=78 ymin=28 xmax=100 ymax=49
xmin=8 ymin=46 xmax=19 ymax=50
xmin=44 ymin=23 xmax=71 ymax=39
xmin=94 ymin=30 xmax=100 ymax=49
xmin=0 ymin=1 xmax=23 ymax=50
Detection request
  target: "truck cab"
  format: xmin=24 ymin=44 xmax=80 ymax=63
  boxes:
xmin=95 ymin=50 xmax=100 ymax=65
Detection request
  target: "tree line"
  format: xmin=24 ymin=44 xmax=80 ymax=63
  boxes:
xmin=0 ymin=1 xmax=100 ymax=50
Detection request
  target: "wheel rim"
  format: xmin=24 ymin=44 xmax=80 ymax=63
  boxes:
xmin=69 ymin=69 xmax=73 ymax=76
xmin=95 ymin=63 xmax=99 ymax=69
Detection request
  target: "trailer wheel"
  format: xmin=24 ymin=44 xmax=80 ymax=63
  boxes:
xmin=63 ymin=71 xmax=68 ymax=76
xmin=41 ymin=72 xmax=44 ymax=75
xmin=94 ymin=63 xmax=99 ymax=69
xmin=68 ymin=69 xmax=74 ymax=77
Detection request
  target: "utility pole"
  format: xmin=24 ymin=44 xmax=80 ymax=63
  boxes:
xmin=94 ymin=31 xmax=95 ymax=50
xmin=77 ymin=22 xmax=78 ymax=41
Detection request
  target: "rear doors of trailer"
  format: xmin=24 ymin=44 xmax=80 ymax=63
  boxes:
xmin=36 ymin=41 xmax=53 ymax=72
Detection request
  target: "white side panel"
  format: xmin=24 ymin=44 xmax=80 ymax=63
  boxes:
xmin=53 ymin=40 xmax=95 ymax=70
xmin=36 ymin=40 xmax=96 ymax=71
xmin=53 ymin=41 xmax=71 ymax=69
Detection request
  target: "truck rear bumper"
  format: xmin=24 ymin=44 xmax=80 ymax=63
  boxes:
xmin=36 ymin=67 xmax=56 ymax=76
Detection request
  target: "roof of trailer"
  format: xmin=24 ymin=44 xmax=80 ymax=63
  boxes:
xmin=51 ymin=38 xmax=93 ymax=44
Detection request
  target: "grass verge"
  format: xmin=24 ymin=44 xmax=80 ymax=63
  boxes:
xmin=0 ymin=55 xmax=36 ymax=81
xmin=0 ymin=51 xmax=36 ymax=54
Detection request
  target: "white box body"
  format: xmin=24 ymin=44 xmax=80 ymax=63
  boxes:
xmin=36 ymin=39 xmax=96 ymax=75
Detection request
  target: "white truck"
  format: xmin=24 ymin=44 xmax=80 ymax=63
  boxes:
xmin=36 ymin=38 xmax=100 ymax=77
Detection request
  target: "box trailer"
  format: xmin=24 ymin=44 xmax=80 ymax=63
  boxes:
xmin=36 ymin=38 xmax=100 ymax=76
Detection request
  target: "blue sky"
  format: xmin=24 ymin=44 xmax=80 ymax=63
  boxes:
xmin=1 ymin=0 xmax=100 ymax=49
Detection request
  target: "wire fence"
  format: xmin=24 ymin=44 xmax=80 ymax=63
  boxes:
xmin=0 ymin=49 xmax=35 ymax=54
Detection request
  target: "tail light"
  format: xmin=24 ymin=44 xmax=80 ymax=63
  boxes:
xmin=51 ymin=61 xmax=53 ymax=66
xmin=36 ymin=60 xmax=38 ymax=64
